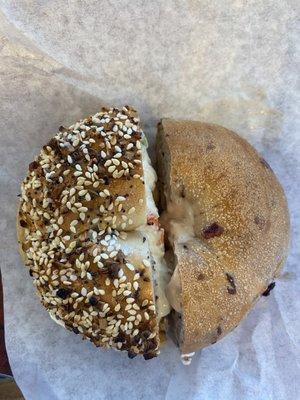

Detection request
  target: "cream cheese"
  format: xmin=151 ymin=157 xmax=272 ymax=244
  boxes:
xmin=140 ymin=141 xmax=170 ymax=321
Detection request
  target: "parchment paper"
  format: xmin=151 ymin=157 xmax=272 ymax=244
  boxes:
xmin=0 ymin=1 xmax=299 ymax=399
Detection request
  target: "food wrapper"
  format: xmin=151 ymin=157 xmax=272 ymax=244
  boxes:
xmin=0 ymin=2 xmax=299 ymax=399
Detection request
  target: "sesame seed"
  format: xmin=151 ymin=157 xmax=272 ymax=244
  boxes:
xmin=148 ymin=305 xmax=156 ymax=311
xmin=81 ymin=288 xmax=87 ymax=296
xmin=80 ymin=212 xmax=85 ymax=221
xmin=112 ymin=159 xmax=120 ymax=166
xmin=142 ymin=299 xmax=148 ymax=307
xmin=126 ymin=298 xmax=135 ymax=304
xmin=133 ymin=281 xmax=139 ymax=291
xmin=78 ymin=207 xmax=88 ymax=213
xmin=114 ymin=304 xmax=121 ymax=312
xmin=127 ymin=316 xmax=135 ymax=322
xmin=133 ymin=273 xmax=140 ymax=281
xmin=86 ymin=272 xmax=92 ymax=280
xmin=108 ymin=165 xmax=116 ymax=173
xmin=67 ymin=155 xmax=73 ymax=164
xmin=92 ymin=117 xmax=101 ymax=124
xmin=144 ymin=312 xmax=150 ymax=320
xmin=125 ymin=263 xmax=135 ymax=272
xmin=113 ymin=279 xmax=119 ymax=288
xmin=143 ymin=259 xmax=151 ymax=268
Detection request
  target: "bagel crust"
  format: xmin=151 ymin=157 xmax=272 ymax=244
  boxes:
xmin=157 ymin=119 xmax=290 ymax=355
xmin=18 ymin=106 xmax=160 ymax=359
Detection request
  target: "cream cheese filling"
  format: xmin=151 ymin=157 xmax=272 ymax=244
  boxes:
xmin=140 ymin=141 xmax=170 ymax=321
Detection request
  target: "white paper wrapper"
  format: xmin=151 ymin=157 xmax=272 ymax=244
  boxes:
xmin=0 ymin=2 xmax=299 ymax=399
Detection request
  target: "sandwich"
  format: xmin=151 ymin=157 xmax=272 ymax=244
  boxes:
xmin=17 ymin=106 xmax=290 ymax=363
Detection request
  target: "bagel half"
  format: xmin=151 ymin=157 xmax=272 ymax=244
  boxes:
xmin=156 ymin=119 xmax=290 ymax=363
xmin=18 ymin=106 xmax=169 ymax=359
xmin=17 ymin=109 xmax=290 ymax=362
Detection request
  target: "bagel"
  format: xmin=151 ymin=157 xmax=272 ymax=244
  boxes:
xmin=17 ymin=108 xmax=289 ymax=362
xmin=17 ymin=106 xmax=169 ymax=360
xmin=156 ymin=119 xmax=289 ymax=363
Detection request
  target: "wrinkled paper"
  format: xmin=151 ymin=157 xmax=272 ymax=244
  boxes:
xmin=0 ymin=1 xmax=299 ymax=399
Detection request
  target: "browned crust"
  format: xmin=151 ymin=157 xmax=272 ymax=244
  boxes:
xmin=17 ymin=106 xmax=159 ymax=359
xmin=157 ymin=119 xmax=290 ymax=353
